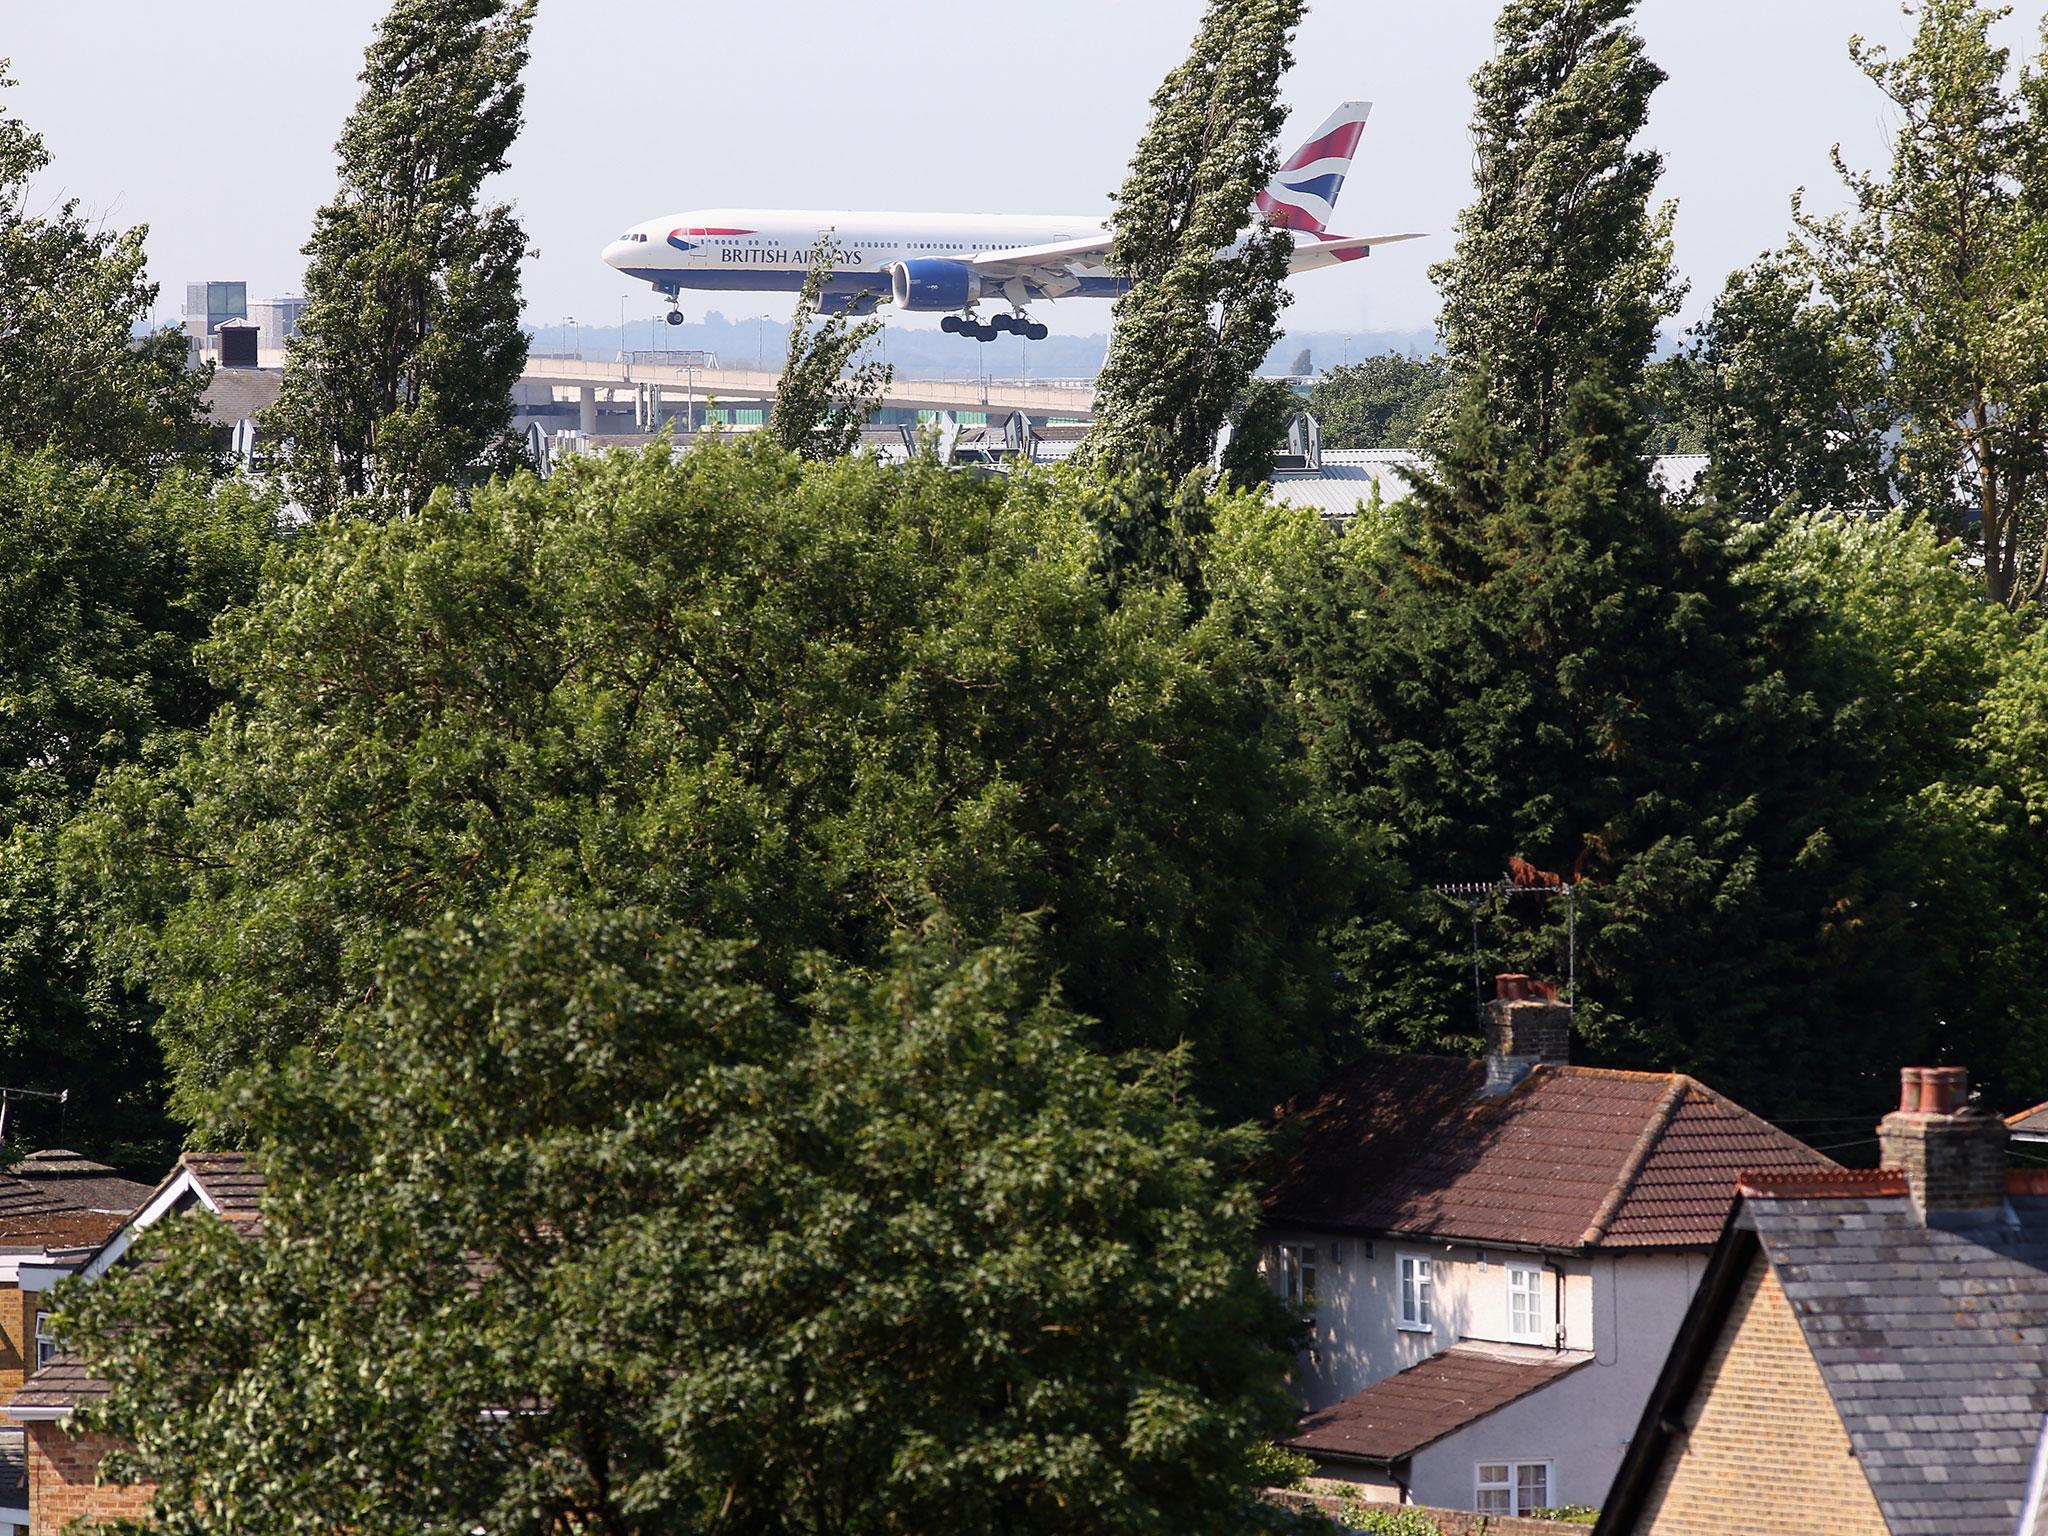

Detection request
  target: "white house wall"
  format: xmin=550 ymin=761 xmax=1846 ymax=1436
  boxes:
xmin=1263 ymin=1238 xmax=1710 ymax=1515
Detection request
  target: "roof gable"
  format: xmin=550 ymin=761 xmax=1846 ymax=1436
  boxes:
xmin=1262 ymin=1055 xmax=1832 ymax=1250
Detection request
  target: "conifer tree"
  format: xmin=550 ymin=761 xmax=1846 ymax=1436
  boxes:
xmin=1430 ymin=0 xmax=1682 ymax=460
xmin=1083 ymin=0 xmax=1305 ymax=487
xmin=263 ymin=0 xmax=535 ymax=519
xmin=768 ymin=249 xmax=892 ymax=459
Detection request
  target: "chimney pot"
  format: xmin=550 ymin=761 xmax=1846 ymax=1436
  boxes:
xmin=1482 ymin=977 xmax=1571 ymax=1094
xmin=1879 ymin=1064 xmax=2006 ymax=1222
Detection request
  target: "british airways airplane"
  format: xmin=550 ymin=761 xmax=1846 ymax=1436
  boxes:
xmin=601 ymin=103 xmax=1419 ymax=343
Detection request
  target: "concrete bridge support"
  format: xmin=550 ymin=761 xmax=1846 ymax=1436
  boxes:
xmin=579 ymin=385 xmax=597 ymax=436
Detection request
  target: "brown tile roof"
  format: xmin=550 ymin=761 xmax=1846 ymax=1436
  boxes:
xmin=7 ymin=1151 xmax=154 ymax=1218
xmin=1284 ymin=1342 xmax=1590 ymax=1464
xmin=182 ymin=1151 xmax=263 ymax=1232
xmin=1262 ymin=1055 xmax=1833 ymax=1250
xmin=0 ymin=1175 xmax=126 ymax=1252
xmin=8 ymin=1352 xmax=108 ymax=1412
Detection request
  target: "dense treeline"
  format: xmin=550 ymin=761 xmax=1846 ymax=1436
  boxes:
xmin=13 ymin=0 xmax=2048 ymax=1528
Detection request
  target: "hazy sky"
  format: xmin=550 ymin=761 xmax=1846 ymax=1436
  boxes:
xmin=0 ymin=1 xmax=2035 ymax=338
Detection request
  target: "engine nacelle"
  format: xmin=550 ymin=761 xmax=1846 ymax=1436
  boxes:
xmin=889 ymin=259 xmax=983 ymax=312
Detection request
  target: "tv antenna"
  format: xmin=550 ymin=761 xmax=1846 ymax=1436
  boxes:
xmin=0 ymin=1086 xmax=67 ymax=1150
xmin=1433 ymin=859 xmax=1578 ymax=1025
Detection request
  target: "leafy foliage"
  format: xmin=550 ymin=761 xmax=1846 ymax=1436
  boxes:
xmin=262 ymin=0 xmax=534 ymax=518
xmin=75 ymin=441 xmax=1348 ymax=1129
xmin=1084 ymin=0 xmax=1305 ymax=489
xmin=0 ymin=455 xmax=275 ymax=1162
xmin=1219 ymin=378 xmax=1303 ymax=489
xmin=1430 ymin=0 xmax=1682 ymax=461
xmin=1307 ymin=355 xmax=1453 ymax=450
xmin=64 ymin=908 xmax=1301 ymax=1536
xmin=0 ymin=68 xmax=213 ymax=479
xmin=768 ymin=247 xmax=892 ymax=458
xmin=1797 ymin=0 xmax=2048 ymax=605
xmin=1678 ymin=255 xmax=1890 ymax=514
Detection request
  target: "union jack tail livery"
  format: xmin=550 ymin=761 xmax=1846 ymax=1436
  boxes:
xmin=1258 ymin=101 xmax=1373 ymax=235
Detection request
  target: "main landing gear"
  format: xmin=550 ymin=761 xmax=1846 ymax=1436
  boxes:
xmin=943 ymin=311 xmax=1050 ymax=343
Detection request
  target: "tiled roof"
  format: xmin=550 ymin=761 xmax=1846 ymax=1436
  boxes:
xmin=1284 ymin=1342 xmax=1590 ymax=1463
xmin=9 ymin=1352 xmax=108 ymax=1412
xmin=8 ymin=1150 xmax=155 ymax=1217
xmin=2009 ymin=1098 xmax=2048 ymax=1135
xmin=183 ymin=1151 xmax=263 ymax=1232
xmin=1748 ymin=1185 xmax=2048 ymax=1535
xmin=1262 ymin=1055 xmax=1832 ymax=1250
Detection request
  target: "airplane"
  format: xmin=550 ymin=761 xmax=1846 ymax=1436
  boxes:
xmin=601 ymin=103 xmax=1421 ymax=343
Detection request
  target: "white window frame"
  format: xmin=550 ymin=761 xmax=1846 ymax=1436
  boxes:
xmin=32 ymin=1309 xmax=57 ymax=1370
xmin=1507 ymin=1263 xmax=1544 ymax=1341
xmin=1276 ymin=1243 xmax=1318 ymax=1309
xmin=1475 ymin=1459 xmax=1554 ymax=1516
xmin=1397 ymin=1252 xmax=1433 ymax=1332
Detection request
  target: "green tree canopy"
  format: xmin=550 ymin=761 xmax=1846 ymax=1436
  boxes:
xmin=1306 ymin=355 xmax=1452 ymax=450
xmin=64 ymin=907 xmax=1301 ymax=1536
xmin=1084 ymin=0 xmax=1305 ymax=491
xmin=1430 ymin=0 xmax=1682 ymax=460
xmin=75 ymin=441 xmax=1348 ymax=1129
xmin=0 ymin=68 xmax=213 ymax=479
xmin=1679 ymin=255 xmax=1890 ymax=515
xmin=1218 ymin=377 xmax=1302 ymax=489
xmin=768 ymin=249 xmax=892 ymax=459
xmin=0 ymin=454 xmax=276 ymax=1162
xmin=1798 ymin=0 xmax=2048 ymax=605
xmin=262 ymin=0 xmax=535 ymax=519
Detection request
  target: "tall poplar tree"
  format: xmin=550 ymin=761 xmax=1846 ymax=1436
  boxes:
xmin=264 ymin=0 xmax=535 ymax=520
xmin=768 ymin=250 xmax=892 ymax=459
xmin=1798 ymin=0 xmax=2048 ymax=608
xmin=1430 ymin=0 xmax=1682 ymax=460
xmin=1083 ymin=0 xmax=1304 ymax=488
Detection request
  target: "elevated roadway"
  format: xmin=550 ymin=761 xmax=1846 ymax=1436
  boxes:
xmin=518 ymin=356 xmax=1097 ymax=419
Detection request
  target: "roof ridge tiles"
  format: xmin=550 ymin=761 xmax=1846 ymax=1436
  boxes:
xmin=1737 ymin=1168 xmax=1910 ymax=1198
xmin=1578 ymin=1076 xmax=1690 ymax=1247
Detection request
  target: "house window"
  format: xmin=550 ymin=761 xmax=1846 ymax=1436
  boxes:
xmin=33 ymin=1310 xmax=57 ymax=1370
xmin=1476 ymin=1460 xmax=1552 ymax=1515
xmin=1277 ymin=1243 xmax=1317 ymax=1308
xmin=1398 ymin=1253 xmax=1433 ymax=1331
xmin=1508 ymin=1264 xmax=1544 ymax=1340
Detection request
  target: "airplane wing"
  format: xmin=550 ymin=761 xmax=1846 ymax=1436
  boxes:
xmin=1286 ymin=232 xmax=1427 ymax=273
xmin=967 ymin=234 xmax=1115 ymax=278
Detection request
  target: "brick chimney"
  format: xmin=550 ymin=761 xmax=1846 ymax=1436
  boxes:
xmin=1483 ymin=973 xmax=1571 ymax=1094
xmin=1877 ymin=1066 xmax=2008 ymax=1221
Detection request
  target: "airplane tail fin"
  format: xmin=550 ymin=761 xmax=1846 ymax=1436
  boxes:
xmin=1258 ymin=101 xmax=1373 ymax=234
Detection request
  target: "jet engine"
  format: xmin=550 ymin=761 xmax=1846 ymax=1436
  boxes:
xmin=889 ymin=259 xmax=983 ymax=312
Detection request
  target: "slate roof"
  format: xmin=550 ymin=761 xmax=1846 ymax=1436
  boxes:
xmin=1746 ymin=1178 xmax=2048 ymax=1535
xmin=9 ymin=1149 xmax=155 ymax=1216
xmin=1284 ymin=1342 xmax=1591 ymax=1464
xmin=2009 ymin=1098 xmax=2048 ymax=1138
xmin=1262 ymin=1055 xmax=1833 ymax=1251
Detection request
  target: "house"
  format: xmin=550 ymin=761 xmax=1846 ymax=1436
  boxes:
xmin=1260 ymin=974 xmax=1833 ymax=1515
xmin=0 ymin=1164 xmax=151 ymax=1536
xmin=1597 ymin=1065 xmax=2048 ymax=1536
xmin=4 ymin=1153 xmax=261 ymax=1536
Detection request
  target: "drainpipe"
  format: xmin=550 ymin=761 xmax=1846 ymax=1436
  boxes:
xmin=1545 ymin=1260 xmax=1567 ymax=1353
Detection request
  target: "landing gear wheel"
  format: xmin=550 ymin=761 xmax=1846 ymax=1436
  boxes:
xmin=666 ymin=309 xmax=686 ymax=327
xmin=1025 ymin=322 xmax=1050 ymax=342
xmin=976 ymin=324 xmax=998 ymax=343
xmin=990 ymin=314 xmax=1018 ymax=335
xmin=941 ymin=315 xmax=964 ymax=334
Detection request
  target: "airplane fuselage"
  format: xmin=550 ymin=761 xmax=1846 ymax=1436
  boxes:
xmin=603 ymin=209 xmax=1126 ymax=306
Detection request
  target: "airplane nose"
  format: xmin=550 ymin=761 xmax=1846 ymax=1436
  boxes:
xmin=602 ymin=240 xmax=629 ymax=269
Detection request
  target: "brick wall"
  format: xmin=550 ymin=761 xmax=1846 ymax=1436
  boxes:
xmin=0 ymin=1288 xmax=32 ymax=1396
xmin=1628 ymin=1253 xmax=1887 ymax=1535
xmin=25 ymin=1425 xmax=154 ymax=1536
